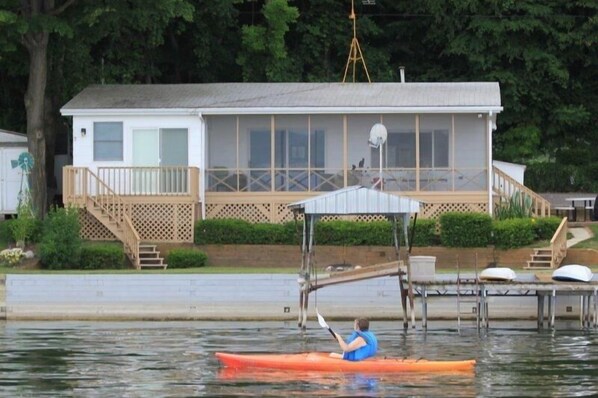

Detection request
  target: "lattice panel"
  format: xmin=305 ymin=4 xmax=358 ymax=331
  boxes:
xmin=131 ymin=203 xmax=194 ymax=242
xmin=78 ymin=209 xmax=116 ymax=241
xmin=206 ymin=202 xmax=490 ymax=224
xmin=420 ymin=203 xmax=487 ymax=219
xmin=206 ymin=203 xmax=272 ymax=223
xmin=79 ymin=203 xmax=193 ymax=243
xmin=276 ymin=204 xmax=296 ymax=223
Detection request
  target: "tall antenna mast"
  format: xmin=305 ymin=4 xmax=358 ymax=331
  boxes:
xmin=342 ymin=0 xmax=371 ymax=83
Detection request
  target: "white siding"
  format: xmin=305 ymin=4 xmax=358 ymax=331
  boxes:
xmin=72 ymin=115 xmax=203 ymax=173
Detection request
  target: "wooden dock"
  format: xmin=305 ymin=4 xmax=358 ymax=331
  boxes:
xmin=415 ymin=274 xmax=598 ymax=329
xmin=306 ymin=265 xmax=598 ymax=330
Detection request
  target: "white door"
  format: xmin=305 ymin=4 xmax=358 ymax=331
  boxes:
xmin=132 ymin=129 xmax=160 ymax=194
xmin=132 ymin=128 xmax=188 ymax=194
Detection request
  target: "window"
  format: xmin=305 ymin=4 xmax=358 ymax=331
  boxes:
xmin=273 ymin=129 xmax=325 ymax=168
xmin=371 ymin=131 xmax=415 ymax=168
xmin=94 ymin=122 xmax=123 ymax=161
xmin=420 ymin=130 xmax=449 ymax=168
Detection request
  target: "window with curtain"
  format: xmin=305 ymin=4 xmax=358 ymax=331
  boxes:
xmin=94 ymin=122 xmax=123 ymax=161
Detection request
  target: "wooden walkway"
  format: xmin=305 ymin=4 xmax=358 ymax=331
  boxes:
xmin=308 ymin=261 xmax=403 ymax=291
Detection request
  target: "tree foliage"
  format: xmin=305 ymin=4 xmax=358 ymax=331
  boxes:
xmin=1 ymin=0 xmax=597 ymax=213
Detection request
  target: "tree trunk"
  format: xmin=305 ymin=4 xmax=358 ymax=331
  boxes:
xmin=23 ymin=31 xmax=49 ymax=218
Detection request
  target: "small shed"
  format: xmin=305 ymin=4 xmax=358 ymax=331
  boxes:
xmin=288 ymin=185 xmax=422 ymax=328
xmin=0 ymin=129 xmax=28 ymax=215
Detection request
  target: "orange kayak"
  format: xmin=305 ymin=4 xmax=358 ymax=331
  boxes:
xmin=215 ymin=352 xmax=476 ymax=373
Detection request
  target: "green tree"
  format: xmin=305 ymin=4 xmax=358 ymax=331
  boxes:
xmin=0 ymin=0 xmax=194 ymax=218
xmin=237 ymin=0 xmax=300 ymax=81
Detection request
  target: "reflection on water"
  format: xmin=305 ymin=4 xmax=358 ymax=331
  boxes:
xmin=0 ymin=320 xmax=597 ymax=397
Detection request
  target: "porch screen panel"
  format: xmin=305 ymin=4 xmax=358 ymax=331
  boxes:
xmin=454 ymin=114 xmax=487 ymax=191
xmin=274 ymin=115 xmax=308 ymax=191
xmin=419 ymin=114 xmax=451 ymax=192
xmin=160 ymin=128 xmax=188 ymax=194
xmin=311 ymin=115 xmax=342 ymax=191
xmin=347 ymin=115 xmax=381 ymax=188
xmin=374 ymin=115 xmax=416 ymax=191
xmin=241 ymin=115 xmax=271 ymax=192
xmin=206 ymin=116 xmax=238 ymax=192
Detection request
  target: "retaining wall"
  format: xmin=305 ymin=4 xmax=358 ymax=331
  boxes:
xmin=3 ymin=274 xmax=583 ymax=321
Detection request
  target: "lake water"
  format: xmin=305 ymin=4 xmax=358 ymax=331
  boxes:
xmin=1 ymin=320 xmax=597 ymax=397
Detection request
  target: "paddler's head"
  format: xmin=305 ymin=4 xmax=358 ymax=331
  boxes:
xmin=354 ymin=318 xmax=369 ymax=331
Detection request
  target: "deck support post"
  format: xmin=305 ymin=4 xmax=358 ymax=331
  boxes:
xmin=392 ymin=215 xmax=409 ymax=329
xmin=550 ymin=289 xmax=556 ymax=328
xmin=537 ymin=294 xmax=545 ymax=329
xmin=421 ymin=286 xmax=427 ymax=329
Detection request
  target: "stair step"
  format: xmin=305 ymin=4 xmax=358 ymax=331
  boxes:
xmin=527 ymin=260 xmax=551 ymax=265
xmin=139 ymin=252 xmax=160 ymax=258
xmin=140 ymin=258 xmax=164 ymax=264
xmin=139 ymin=263 xmax=168 ymax=270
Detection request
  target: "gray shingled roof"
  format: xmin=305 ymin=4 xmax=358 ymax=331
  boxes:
xmin=61 ymin=82 xmax=501 ymax=112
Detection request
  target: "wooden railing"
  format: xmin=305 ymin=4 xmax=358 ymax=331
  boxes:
xmin=492 ymin=167 xmax=551 ymax=217
xmin=96 ymin=166 xmax=199 ymax=200
xmin=550 ymin=217 xmax=568 ymax=268
xmin=63 ymin=167 xmax=141 ymax=268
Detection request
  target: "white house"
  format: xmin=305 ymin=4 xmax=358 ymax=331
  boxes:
xmin=59 ymin=82 xmax=550 ymax=267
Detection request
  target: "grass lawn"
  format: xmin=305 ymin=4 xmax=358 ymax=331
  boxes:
xmin=572 ymin=224 xmax=598 ymax=249
xmin=0 ymin=266 xmax=298 ymax=274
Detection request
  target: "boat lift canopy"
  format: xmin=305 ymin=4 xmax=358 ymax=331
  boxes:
xmin=288 ymin=186 xmax=422 ymax=329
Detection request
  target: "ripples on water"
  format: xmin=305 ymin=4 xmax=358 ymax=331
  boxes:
xmin=0 ymin=320 xmax=597 ymax=397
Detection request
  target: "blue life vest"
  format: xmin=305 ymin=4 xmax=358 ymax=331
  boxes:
xmin=342 ymin=330 xmax=378 ymax=361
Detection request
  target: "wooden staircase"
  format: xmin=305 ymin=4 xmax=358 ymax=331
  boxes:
xmin=525 ymin=217 xmax=568 ymax=270
xmin=65 ymin=167 xmax=169 ymax=270
xmin=526 ymin=248 xmax=553 ymax=269
xmin=492 ymin=167 xmax=551 ymax=217
xmin=139 ymin=244 xmax=168 ymax=269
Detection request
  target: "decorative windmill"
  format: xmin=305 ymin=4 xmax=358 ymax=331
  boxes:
xmin=10 ymin=151 xmax=35 ymax=215
xmin=342 ymin=0 xmax=373 ymax=83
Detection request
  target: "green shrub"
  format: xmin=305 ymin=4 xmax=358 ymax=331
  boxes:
xmin=533 ymin=216 xmax=563 ymax=240
xmin=0 ymin=220 xmax=14 ymax=247
xmin=494 ymin=191 xmax=533 ymax=220
xmin=315 ymin=221 xmax=392 ymax=246
xmin=80 ymin=243 xmax=125 ymax=269
xmin=167 ymin=248 xmax=208 ymax=268
xmin=39 ymin=207 xmax=82 ymax=269
xmin=195 ymin=218 xmax=439 ymax=247
xmin=408 ymin=219 xmax=439 ymax=247
xmin=439 ymin=212 xmax=493 ymax=247
xmin=195 ymin=219 xmax=297 ymax=245
xmin=493 ymin=218 xmax=535 ymax=249
xmin=9 ymin=200 xmax=39 ymax=246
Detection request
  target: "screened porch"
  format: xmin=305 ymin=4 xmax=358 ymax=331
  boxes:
xmin=205 ymin=113 xmax=489 ymax=194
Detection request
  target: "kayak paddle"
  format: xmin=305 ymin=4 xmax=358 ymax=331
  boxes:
xmin=316 ymin=309 xmax=336 ymax=339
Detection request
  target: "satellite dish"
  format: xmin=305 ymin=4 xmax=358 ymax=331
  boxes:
xmin=368 ymin=123 xmax=387 ymax=148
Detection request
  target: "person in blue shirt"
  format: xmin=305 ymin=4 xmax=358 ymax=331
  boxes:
xmin=330 ymin=318 xmax=378 ymax=361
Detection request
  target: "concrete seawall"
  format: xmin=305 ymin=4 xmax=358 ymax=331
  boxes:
xmin=3 ymin=274 xmax=583 ymax=322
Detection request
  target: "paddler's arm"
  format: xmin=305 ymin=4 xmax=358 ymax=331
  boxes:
xmin=333 ymin=332 xmax=366 ymax=353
